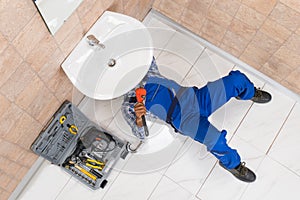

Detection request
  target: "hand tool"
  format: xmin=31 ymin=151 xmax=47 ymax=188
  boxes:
xmin=68 ymin=124 xmax=78 ymax=135
xmin=84 ymin=158 xmax=105 ymax=170
xmin=59 ymin=115 xmax=66 ymax=124
xmin=135 ymin=87 xmax=149 ymax=137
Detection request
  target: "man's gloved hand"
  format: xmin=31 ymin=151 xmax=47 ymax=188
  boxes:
xmin=134 ymin=102 xmax=146 ymax=127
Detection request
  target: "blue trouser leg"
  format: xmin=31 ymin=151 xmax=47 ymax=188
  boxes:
xmin=178 ymin=70 xmax=254 ymax=169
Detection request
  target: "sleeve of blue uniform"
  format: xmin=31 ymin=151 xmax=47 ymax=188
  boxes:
xmin=121 ymin=101 xmax=146 ymax=140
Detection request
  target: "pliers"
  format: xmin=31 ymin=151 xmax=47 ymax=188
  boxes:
xmin=85 ymin=158 xmax=105 ymax=170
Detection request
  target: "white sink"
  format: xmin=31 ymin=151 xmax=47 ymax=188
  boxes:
xmin=62 ymin=11 xmax=153 ymax=100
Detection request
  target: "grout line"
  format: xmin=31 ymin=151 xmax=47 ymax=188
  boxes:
xmin=265 ymin=102 xmax=296 ymax=155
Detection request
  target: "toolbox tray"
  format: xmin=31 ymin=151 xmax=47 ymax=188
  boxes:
xmin=31 ymin=100 xmax=128 ymax=189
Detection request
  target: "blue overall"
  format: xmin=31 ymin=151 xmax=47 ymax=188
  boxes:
xmin=144 ymin=70 xmax=255 ymax=169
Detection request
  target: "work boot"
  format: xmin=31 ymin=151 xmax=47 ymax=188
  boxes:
xmin=251 ymin=87 xmax=272 ymax=103
xmin=219 ymin=161 xmax=256 ymax=183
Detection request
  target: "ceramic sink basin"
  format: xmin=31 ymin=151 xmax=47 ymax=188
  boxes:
xmin=62 ymin=11 xmax=153 ymax=100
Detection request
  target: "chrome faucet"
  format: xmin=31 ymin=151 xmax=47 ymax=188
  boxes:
xmin=86 ymin=35 xmax=105 ymax=49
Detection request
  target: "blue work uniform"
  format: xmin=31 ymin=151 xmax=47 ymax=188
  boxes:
xmin=122 ymin=60 xmax=255 ymax=169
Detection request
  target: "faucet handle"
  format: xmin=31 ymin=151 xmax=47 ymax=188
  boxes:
xmin=87 ymin=35 xmax=105 ymax=49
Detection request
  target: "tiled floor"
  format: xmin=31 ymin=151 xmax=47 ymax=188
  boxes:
xmin=13 ymin=11 xmax=300 ymax=200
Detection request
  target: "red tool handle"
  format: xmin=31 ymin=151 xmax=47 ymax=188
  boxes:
xmin=135 ymin=87 xmax=146 ymax=103
xmin=135 ymin=87 xmax=149 ymax=137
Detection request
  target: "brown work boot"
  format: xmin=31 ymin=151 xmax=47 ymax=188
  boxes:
xmin=219 ymin=161 xmax=256 ymax=183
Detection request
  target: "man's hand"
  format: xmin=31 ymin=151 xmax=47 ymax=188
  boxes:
xmin=134 ymin=102 xmax=146 ymax=127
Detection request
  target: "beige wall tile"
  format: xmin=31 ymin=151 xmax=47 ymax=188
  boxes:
xmin=38 ymin=49 xmax=65 ymax=82
xmin=284 ymin=33 xmax=300 ymax=53
xmin=187 ymin=0 xmax=214 ymax=15
xmin=260 ymin=19 xmax=292 ymax=43
xmin=221 ymin=31 xmax=250 ymax=57
xmin=17 ymin=150 xmax=38 ymax=168
xmin=0 ymin=157 xmax=22 ymax=178
xmin=296 ymin=27 xmax=300 ymax=35
xmin=76 ymin=0 xmax=97 ymax=19
xmin=12 ymin=13 xmax=49 ymax=59
xmin=280 ymin=0 xmax=300 ymax=13
xmin=0 ymin=45 xmax=23 ymax=87
xmin=207 ymin=6 xmax=233 ymax=28
xmin=0 ymin=0 xmax=36 ymax=41
xmin=274 ymin=46 xmax=300 ymax=69
xmin=0 ymin=140 xmax=24 ymax=161
xmin=59 ymin=25 xmax=84 ymax=57
xmin=15 ymin=77 xmax=44 ymax=113
xmin=242 ymin=0 xmax=277 ymax=15
xmin=0 ymin=188 xmax=10 ymax=200
xmin=200 ymin=19 xmax=227 ymax=43
xmin=35 ymin=96 xmax=61 ymax=125
xmin=0 ymin=103 xmax=22 ymax=139
xmin=6 ymin=112 xmax=42 ymax=149
xmin=158 ymin=0 xmax=185 ymax=22
xmin=0 ymin=62 xmax=37 ymax=102
xmin=54 ymin=11 xmax=81 ymax=44
xmin=229 ymin=18 xmax=257 ymax=40
xmin=281 ymin=80 xmax=300 ymax=94
xmin=212 ymin=0 xmax=241 ymax=16
xmin=0 ymin=173 xmax=11 ymax=191
xmin=180 ymin=8 xmax=206 ymax=34
xmin=0 ymin=94 xmax=10 ymax=116
xmin=0 ymin=32 xmax=8 ymax=54
xmin=240 ymin=43 xmax=271 ymax=69
xmin=79 ymin=1 xmax=110 ymax=33
xmin=251 ymin=31 xmax=281 ymax=54
xmin=26 ymin=35 xmax=58 ymax=72
xmin=153 ymin=0 xmax=162 ymax=8
xmin=261 ymin=55 xmax=294 ymax=81
xmin=236 ymin=4 xmax=266 ymax=29
xmin=270 ymin=3 xmax=300 ymax=31
xmin=27 ymin=86 xmax=57 ymax=124
xmin=285 ymin=69 xmax=300 ymax=90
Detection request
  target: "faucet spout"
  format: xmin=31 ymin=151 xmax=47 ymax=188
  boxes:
xmin=87 ymin=35 xmax=105 ymax=49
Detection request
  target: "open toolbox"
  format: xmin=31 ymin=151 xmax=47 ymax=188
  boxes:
xmin=31 ymin=100 xmax=129 ymax=189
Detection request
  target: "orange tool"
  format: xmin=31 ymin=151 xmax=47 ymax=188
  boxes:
xmin=135 ymin=87 xmax=149 ymax=137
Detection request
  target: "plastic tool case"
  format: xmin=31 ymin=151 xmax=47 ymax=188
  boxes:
xmin=31 ymin=100 xmax=128 ymax=189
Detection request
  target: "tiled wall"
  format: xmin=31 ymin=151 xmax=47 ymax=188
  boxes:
xmin=0 ymin=0 xmax=152 ymax=198
xmin=154 ymin=0 xmax=300 ymax=94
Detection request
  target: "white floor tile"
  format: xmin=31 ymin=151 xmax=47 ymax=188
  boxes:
xmin=143 ymin=16 xmax=176 ymax=58
xmin=56 ymin=170 xmax=120 ymax=200
xmin=164 ymin=140 xmax=216 ymax=195
xmin=240 ymin=156 xmax=300 ymax=200
xmin=163 ymin=31 xmax=205 ymax=65
xmin=208 ymin=98 xmax=253 ymax=140
xmin=197 ymin=136 xmax=265 ymax=200
xmin=191 ymin=49 xmax=235 ymax=83
xmin=268 ymin=102 xmax=300 ymax=176
xmin=102 ymin=171 xmax=162 ymax=200
xmin=156 ymin=51 xmax=194 ymax=83
xmin=122 ymin=133 xmax=186 ymax=174
xmin=235 ymin=84 xmax=295 ymax=153
xmin=17 ymin=160 xmax=71 ymax=200
xmin=149 ymin=176 xmax=193 ymax=200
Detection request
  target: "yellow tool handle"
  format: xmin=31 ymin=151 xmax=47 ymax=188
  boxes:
xmin=87 ymin=158 xmax=105 ymax=165
xmin=74 ymin=165 xmax=96 ymax=180
xmin=59 ymin=115 xmax=66 ymax=124
xmin=69 ymin=124 xmax=78 ymax=135
xmin=86 ymin=163 xmax=103 ymax=170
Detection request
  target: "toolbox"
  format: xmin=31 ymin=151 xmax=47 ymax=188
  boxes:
xmin=31 ymin=100 xmax=128 ymax=189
